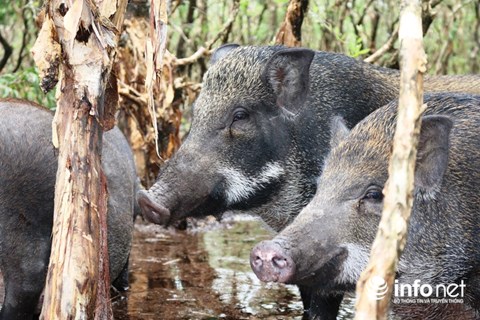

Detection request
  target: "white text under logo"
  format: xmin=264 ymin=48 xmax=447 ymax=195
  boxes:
xmin=366 ymin=276 xmax=465 ymax=304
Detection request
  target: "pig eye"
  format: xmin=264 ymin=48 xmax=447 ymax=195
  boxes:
xmin=229 ymin=108 xmax=250 ymax=136
xmin=232 ymin=109 xmax=249 ymax=123
xmin=362 ymin=187 xmax=384 ymax=202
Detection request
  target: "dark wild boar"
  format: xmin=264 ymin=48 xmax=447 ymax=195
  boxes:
xmin=0 ymin=99 xmax=138 ymax=320
xmin=251 ymin=93 xmax=480 ymax=320
xmin=138 ymin=44 xmax=480 ymax=317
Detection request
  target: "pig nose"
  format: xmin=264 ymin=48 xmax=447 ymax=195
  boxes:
xmin=250 ymin=240 xmax=295 ymax=283
xmin=137 ymin=190 xmax=171 ymax=226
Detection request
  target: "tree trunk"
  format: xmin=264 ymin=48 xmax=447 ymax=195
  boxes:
xmin=31 ymin=0 xmax=127 ymax=318
xmin=354 ymin=0 xmax=427 ymax=319
xmin=275 ymin=0 xmax=309 ymax=47
xmin=115 ymin=0 xmax=172 ymax=188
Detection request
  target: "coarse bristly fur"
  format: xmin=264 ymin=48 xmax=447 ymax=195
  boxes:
xmin=142 ymin=45 xmax=480 ymax=232
xmin=262 ymin=93 xmax=480 ymax=320
xmin=139 ymin=45 xmax=480 ymax=318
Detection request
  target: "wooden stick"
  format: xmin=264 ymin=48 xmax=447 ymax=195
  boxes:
xmin=354 ymin=1 xmax=427 ymax=319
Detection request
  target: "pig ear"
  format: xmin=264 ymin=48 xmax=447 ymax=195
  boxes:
xmin=415 ymin=115 xmax=453 ymax=190
xmin=210 ymin=44 xmax=240 ymax=65
xmin=261 ymin=48 xmax=315 ymax=118
xmin=329 ymin=116 xmax=350 ymax=148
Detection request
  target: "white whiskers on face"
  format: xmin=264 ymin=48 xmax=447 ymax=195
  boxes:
xmin=220 ymin=162 xmax=285 ymax=205
xmin=335 ymin=243 xmax=370 ymax=285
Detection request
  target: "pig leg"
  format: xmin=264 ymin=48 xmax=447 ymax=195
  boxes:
xmin=298 ymin=286 xmax=343 ymax=319
xmin=1 ymin=278 xmax=43 ymax=320
xmin=0 ymin=217 xmax=50 ymax=320
xmin=112 ymin=256 xmax=130 ymax=292
xmin=309 ymin=291 xmax=343 ymax=320
xmin=0 ymin=241 xmax=49 ymax=320
xmin=299 ymin=285 xmax=312 ymax=313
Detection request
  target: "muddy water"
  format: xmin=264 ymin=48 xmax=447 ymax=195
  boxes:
xmin=112 ymin=216 xmax=303 ymax=320
xmin=113 ymin=216 xmax=356 ymax=320
xmin=0 ymin=216 xmax=354 ymax=319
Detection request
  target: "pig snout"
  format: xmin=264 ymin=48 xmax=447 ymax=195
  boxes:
xmin=250 ymin=240 xmax=295 ymax=283
xmin=137 ymin=190 xmax=171 ymax=225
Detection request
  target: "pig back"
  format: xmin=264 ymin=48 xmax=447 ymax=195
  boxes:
xmin=0 ymin=100 xmax=57 ymax=229
xmin=0 ymin=99 xmax=135 ymax=282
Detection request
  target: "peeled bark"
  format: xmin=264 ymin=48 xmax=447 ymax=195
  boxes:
xmin=116 ymin=3 xmax=180 ymax=188
xmin=31 ymin=0 xmax=127 ymax=318
xmin=275 ymin=0 xmax=309 ymax=47
xmin=354 ymin=1 xmax=427 ymax=319
xmin=145 ymin=0 xmax=169 ymax=158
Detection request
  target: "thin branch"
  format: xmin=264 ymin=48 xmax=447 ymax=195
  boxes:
xmin=471 ymin=1 xmax=480 ymax=73
xmin=431 ymin=0 xmax=444 ymax=8
xmin=174 ymin=47 xmax=208 ymax=66
xmin=347 ymin=0 xmax=375 ymax=42
xmin=364 ymin=27 xmax=399 ymax=64
xmin=0 ymin=32 xmax=12 ymax=72
xmin=170 ymin=0 xmax=240 ymax=66
xmin=205 ymin=0 xmax=240 ymax=50
xmin=434 ymin=40 xmax=453 ymax=74
xmin=368 ymin=6 xmax=380 ymax=52
xmin=170 ymin=0 xmax=183 ymax=15
xmin=175 ymin=0 xmax=196 ymax=58
xmin=257 ymin=2 xmax=268 ymax=29
xmin=357 ymin=0 xmax=376 ymax=26
xmin=118 ymin=80 xmax=148 ymax=105
xmin=433 ymin=0 xmax=473 ymax=73
xmin=169 ymin=22 xmax=192 ymax=45
xmin=13 ymin=7 xmax=29 ymax=73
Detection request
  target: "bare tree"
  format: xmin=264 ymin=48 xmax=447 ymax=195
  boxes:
xmin=31 ymin=0 xmax=127 ymax=318
xmin=275 ymin=0 xmax=309 ymax=47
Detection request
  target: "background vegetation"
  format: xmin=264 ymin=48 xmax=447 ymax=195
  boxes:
xmin=1 ymin=0 xmax=478 ymax=184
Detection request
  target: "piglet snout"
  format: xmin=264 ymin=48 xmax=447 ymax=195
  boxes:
xmin=250 ymin=240 xmax=295 ymax=283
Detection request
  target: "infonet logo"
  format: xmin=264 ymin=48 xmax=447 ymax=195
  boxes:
xmin=366 ymin=276 xmax=466 ymax=304
xmin=366 ymin=276 xmax=389 ymax=300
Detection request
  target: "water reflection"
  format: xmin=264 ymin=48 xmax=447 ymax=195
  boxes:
xmin=3 ymin=215 xmax=470 ymax=319
xmin=113 ymin=216 xmax=305 ymax=319
xmin=0 ymin=215 xmax=355 ymax=319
